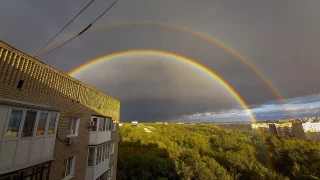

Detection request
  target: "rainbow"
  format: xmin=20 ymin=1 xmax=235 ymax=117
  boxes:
xmin=68 ymin=49 xmax=258 ymax=123
xmin=69 ymin=50 xmax=273 ymax=169
xmin=40 ymin=21 xmax=288 ymax=110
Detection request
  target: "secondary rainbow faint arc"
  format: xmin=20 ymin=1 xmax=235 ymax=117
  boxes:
xmin=43 ymin=21 xmax=286 ymax=107
xmin=68 ymin=49 xmax=257 ymax=123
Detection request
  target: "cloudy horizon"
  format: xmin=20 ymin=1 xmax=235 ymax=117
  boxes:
xmin=1 ymin=0 xmax=320 ymax=122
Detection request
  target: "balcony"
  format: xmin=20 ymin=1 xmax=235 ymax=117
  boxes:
xmin=89 ymin=116 xmax=116 ymax=145
xmin=0 ymin=100 xmax=59 ymax=174
xmin=85 ymin=142 xmax=114 ymax=180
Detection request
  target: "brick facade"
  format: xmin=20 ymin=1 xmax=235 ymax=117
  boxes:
xmin=0 ymin=41 xmax=120 ymax=180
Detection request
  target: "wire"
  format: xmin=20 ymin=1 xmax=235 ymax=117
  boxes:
xmin=35 ymin=0 xmax=119 ymax=58
xmin=34 ymin=0 xmax=95 ymax=57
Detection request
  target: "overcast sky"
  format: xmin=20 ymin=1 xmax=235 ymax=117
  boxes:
xmin=1 ymin=0 xmax=320 ymax=122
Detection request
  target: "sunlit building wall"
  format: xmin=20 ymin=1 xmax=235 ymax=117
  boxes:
xmin=0 ymin=41 xmax=120 ymax=180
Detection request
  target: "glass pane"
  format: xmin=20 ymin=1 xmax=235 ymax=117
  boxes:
xmin=104 ymin=144 xmax=107 ymax=159
xmin=108 ymin=118 xmax=112 ymax=130
xmin=107 ymin=143 xmax=110 ymax=158
xmin=48 ymin=113 xmax=57 ymax=135
xmin=6 ymin=110 xmax=23 ymax=137
xmin=24 ymin=167 xmax=34 ymax=176
xmin=12 ymin=174 xmax=22 ymax=180
xmin=92 ymin=118 xmax=98 ymax=131
xmin=42 ymin=169 xmax=49 ymax=179
xmin=96 ymin=146 xmax=100 ymax=165
xmin=37 ymin=113 xmax=48 ymax=135
xmin=109 ymin=142 xmax=112 ymax=155
xmin=0 ymin=176 xmax=11 ymax=180
xmin=33 ymin=172 xmax=41 ymax=180
xmin=99 ymin=118 xmax=104 ymax=131
xmin=66 ymin=156 xmax=73 ymax=176
xmin=88 ymin=148 xmax=95 ymax=166
xmin=112 ymin=121 xmax=116 ymax=131
xmin=103 ymin=118 xmax=106 ymax=131
xmin=22 ymin=111 xmax=37 ymax=137
xmin=101 ymin=146 xmax=104 ymax=162
xmin=69 ymin=118 xmax=77 ymax=134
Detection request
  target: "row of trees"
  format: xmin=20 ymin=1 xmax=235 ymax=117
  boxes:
xmin=117 ymin=124 xmax=320 ymax=180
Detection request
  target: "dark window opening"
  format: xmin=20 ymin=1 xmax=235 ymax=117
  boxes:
xmin=17 ymin=80 xmax=24 ymax=89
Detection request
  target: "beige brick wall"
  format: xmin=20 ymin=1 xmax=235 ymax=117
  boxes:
xmin=0 ymin=41 xmax=120 ymax=180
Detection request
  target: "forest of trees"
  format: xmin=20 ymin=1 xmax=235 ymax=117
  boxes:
xmin=117 ymin=124 xmax=320 ymax=180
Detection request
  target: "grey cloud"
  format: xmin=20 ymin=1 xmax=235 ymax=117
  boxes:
xmin=1 ymin=0 xmax=320 ymax=121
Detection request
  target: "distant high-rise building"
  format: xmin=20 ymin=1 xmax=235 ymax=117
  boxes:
xmin=292 ymin=122 xmax=320 ymax=140
xmin=269 ymin=123 xmax=277 ymax=135
xmin=0 ymin=41 xmax=120 ymax=180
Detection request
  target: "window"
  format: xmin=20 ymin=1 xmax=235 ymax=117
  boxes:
xmin=107 ymin=118 xmax=112 ymax=131
xmin=68 ymin=118 xmax=79 ymax=136
xmin=47 ymin=113 xmax=57 ymax=135
xmin=6 ymin=110 xmax=23 ymax=137
xmin=62 ymin=156 xmax=75 ymax=179
xmin=99 ymin=118 xmax=104 ymax=131
xmin=112 ymin=121 xmax=116 ymax=131
xmin=102 ymin=118 xmax=107 ymax=131
xmin=104 ymin=144 xmax=108 ymax=160
xmin=22 ymin=111 xmax=37 ymax=137
xmin=101 ymin=145 xmax=104 ymax=162
xmin=36 ymin=112 xmax=48 ymax=135
xmin=0 ymin=162 xmax=51 ymax=180
xmin=92 ymin=117 xmax=98 ymax=131
xmin=87 ymin=148 xmax=95 ymax=166
xmin=109 ymin=142 xmax=114 ymax=155
xmin=96 ymin=146 xmax=101 ymax=165
xmin=99 ymin=146 xmax=102 ymax=163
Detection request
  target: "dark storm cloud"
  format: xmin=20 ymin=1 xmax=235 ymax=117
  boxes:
xmin=1 ymin=0 xmax=320 ymax=121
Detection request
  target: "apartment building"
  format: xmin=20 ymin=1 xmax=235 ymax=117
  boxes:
xmin=251 ymin=123 xmax=270 ymax=134
xmin=0 ymin=41 xmax=120 ymax=180
xmin=292 ymin=122 xmax=320 ymax=140
xmin=275 ymin=123 xmax=293 ymax=136
xmin=252 ymin=122 xmax=320 ymax=140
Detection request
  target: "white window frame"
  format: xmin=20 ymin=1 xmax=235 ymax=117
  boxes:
xmin=46 ymin=112 xmax=59 ymax=137
xmin=62 ymin=156 xmax=76 ymax=180
xmin=35 ymin=111 xmax=49 ymax=137
xmin=112 ymin=120 xmax=116 ymax=131
xmin=91 ymin=117 xmax=98 ymax=132
xmin=106 ymin=117 xmax=111 ymax=131
xmin=67 ymin=118 xmax=80 ymax=137
xmin=4 ymin=108 xmax=25 ymax=140
xmin=87 ymin=147 xmax=96 ymax=166
xmin=109 ymin=141 xmax=114 ymax=155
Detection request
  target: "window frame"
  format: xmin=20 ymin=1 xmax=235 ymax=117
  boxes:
xmin=3 ymin=107 xmax=60 ymax=141
xmin=62 ymin=156 xmax=76 ymax=180
xmin=98 ymin=117 xmax=104 ymax=131
xmin=91 ymin=117 xmax=98 ymax=132
xmin=46 ymin=112 xmax=59 ymax=136
xmin=112 ymin=120 xmax=116 ymax=131
xmin=4 ymin=108 xmax=25 ymax=139
xmin=35 ymin=111 xmax=49 ymax=137
xmin=109 ymin=141 xmax=114 ymax=155
xmin=87 ymin=147 xmax=95 ymax=166
xmin=67 ymin=117 xmax=80 ymax=137
xmin=21 ymin=110 xmax=38 ymax=138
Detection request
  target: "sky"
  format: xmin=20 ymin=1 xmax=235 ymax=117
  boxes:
xmin=1 ymin=0 xmax=320 ymax=122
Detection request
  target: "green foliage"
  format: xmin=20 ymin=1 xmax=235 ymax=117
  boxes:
xmin=117 ymin=124 xmax=320 ymax=180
